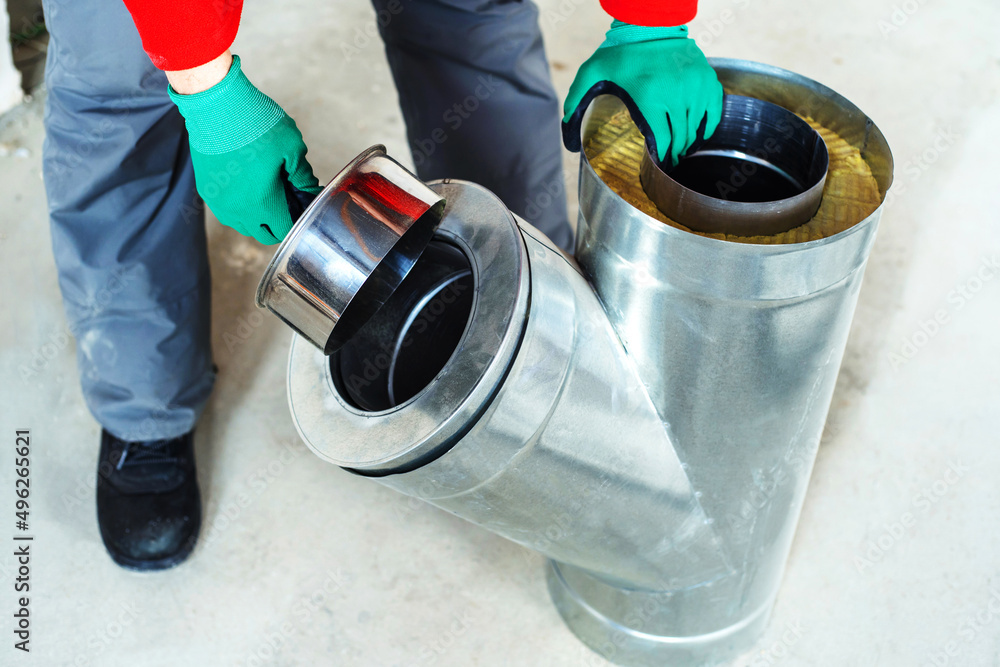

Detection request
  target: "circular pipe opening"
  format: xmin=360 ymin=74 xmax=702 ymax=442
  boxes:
xmin=640 ymin=95 xmax=829 ymax=236
xmin=668 ymin=151 xmax=807 ymax=203
xmin=256 ymin=146 xmax=446 ymax=355
xmin=668 ymin=97 xmax=827 ymax=203
xmin=330 ymin=239 xmax=475 ymax=412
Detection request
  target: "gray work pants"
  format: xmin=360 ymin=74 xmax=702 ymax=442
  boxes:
xmin=42 ymin=0 xmax=570 ymax=441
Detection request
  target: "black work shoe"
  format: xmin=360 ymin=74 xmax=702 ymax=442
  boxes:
xmin=96 ymin=429 xmax=202 ymax=571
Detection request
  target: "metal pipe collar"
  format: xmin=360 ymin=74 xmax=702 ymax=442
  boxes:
xmin=640 ymin=95 xmax=829 ymax=236
xmin=256 ymin=146 xmax=444 ymax=354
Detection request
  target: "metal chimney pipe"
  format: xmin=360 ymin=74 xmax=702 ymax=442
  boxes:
xmin=556 ymin=58 xmax=893 ymax=665
xmin=272 ymin=59 xmax=893 ymax=666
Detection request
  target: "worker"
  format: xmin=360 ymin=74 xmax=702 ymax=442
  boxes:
xmin=41 ymin=0 xmax=720 ymax=570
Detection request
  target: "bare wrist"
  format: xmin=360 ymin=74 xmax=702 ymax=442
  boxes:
xmin=165 ymin=51 xmax=234 ymax=95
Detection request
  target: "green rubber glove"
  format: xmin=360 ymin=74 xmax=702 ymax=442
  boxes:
xmin=169 ymin=55 xmax=322 ymax=244
xmin=562 ymin=21 xmax=724 ymax=167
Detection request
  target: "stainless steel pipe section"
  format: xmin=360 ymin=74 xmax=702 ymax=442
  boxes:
xmin=257 ymin=146 xmax=443 ymax=353
xmin=282 ymin=58 xmax=893 ymax=667
xmin=289 ymin=182 xmax=530 ymax=474
xmin=289 ymin=181 xmax=729 ymax=586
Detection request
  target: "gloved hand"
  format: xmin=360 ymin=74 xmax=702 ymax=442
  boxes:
xmin=562 ymin=21 xmax=724 ymax=167
xmin=169 ymin=55 xmax=322 ymax=244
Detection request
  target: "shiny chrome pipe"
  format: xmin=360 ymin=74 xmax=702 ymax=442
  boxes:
xmin=274 ymin=59 xmax=893 ymax=666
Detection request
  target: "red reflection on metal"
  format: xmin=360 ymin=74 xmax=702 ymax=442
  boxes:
xmin=338 ymin=170 xmax=430 ymax=232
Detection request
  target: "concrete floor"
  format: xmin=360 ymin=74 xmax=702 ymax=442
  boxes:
xmin=1 ymin=0 xmax=998 ymax=665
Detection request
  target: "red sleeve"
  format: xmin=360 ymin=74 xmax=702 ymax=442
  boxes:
xmin=599 ymin=0 xmax=697 ymax=26
xmin=121 ymin=0 xmax=243 ymax=71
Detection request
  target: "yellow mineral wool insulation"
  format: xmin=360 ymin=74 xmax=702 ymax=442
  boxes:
xmin=584 ymin=107 xmax=883 ymax=245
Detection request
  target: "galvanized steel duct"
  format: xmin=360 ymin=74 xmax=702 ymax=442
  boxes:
xmin=276 ymin=59 xmax=893 ymax=666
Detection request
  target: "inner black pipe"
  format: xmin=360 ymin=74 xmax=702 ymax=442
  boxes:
xmin=330 ymin=240 xmax=474 ymax=411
